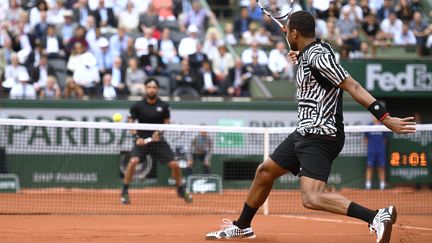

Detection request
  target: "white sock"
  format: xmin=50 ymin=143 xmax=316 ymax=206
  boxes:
xmin=380 ymin=182 xmax=386 ymax=190
xmin=365 ymin=181 xmax=372 ymax=190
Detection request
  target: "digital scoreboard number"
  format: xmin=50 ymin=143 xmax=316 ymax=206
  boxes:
xmin=389 ymin=152 xmax=427 ymax=167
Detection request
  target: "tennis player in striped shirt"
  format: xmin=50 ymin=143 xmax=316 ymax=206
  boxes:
xmin=206 ymin=11 xmax=416 ymax=243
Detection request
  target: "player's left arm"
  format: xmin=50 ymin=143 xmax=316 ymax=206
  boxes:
xmin=339 ymin=76 xmax=416 ymax=134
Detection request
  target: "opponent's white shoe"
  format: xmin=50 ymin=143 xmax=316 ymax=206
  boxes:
xmin=205 ymin=219 xmax=256 ymax=240
xmin=369 ymin=205 xmax=397 ymax=243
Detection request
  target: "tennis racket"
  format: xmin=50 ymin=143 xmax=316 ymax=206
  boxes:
xmin=256 ymin=0 xmax=295 ymax=50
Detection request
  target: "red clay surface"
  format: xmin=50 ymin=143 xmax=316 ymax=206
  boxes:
xmin=1 ymin=214 xmax=431 ymax=243
xmin=1 ymin=187 xmax=431 ymax=215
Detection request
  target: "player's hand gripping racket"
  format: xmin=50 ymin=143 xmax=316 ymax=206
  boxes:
xmin=256 ymin=0 xmax=295 ymax=50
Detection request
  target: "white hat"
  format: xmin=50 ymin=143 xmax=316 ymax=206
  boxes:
xmin=18 ymin=71 xmax=30 ymax=82
xmin=187 ymin=24 xmax=199 ymax=33
xmin=63 ymin=10 xmax=73 ymax=17
xmin=98 ymin=37 xmax=109 ymax=48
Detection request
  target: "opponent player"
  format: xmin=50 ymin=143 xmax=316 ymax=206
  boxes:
xmin=206 ymin=11 xmax=415 ymax=243
xmin=121 ymin=78 xmax=192 ymax=204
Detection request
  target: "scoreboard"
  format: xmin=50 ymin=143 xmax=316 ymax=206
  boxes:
xmin=387 ymin=133 xmax=431 ymax=184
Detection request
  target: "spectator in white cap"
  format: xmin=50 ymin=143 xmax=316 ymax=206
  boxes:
xmin=95 ymin=37 xmax=114 ymax=75
xmin=56 ymin=9 xmax=78 ymax=45
xmin=73 ymin=52 xmax=100 ymax=95
xmin=9 ymin=70 xmax=37 ymax=100
xmin=178 ymin=24 xmax=199 ymax=58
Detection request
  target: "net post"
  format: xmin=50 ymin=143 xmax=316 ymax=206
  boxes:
xmin=262 ymin=128 xmax=270 ymax=216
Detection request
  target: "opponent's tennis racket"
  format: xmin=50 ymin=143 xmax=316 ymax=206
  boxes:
xmin=256 ymin=0 xmax=295 ymax=49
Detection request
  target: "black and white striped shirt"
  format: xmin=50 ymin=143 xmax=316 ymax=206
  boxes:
xmin=295 ymin=40 xmax=350 ymax=136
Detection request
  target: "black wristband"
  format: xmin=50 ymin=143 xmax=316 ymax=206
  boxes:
xmin=367 ymin=101 xmax=389 ymax=122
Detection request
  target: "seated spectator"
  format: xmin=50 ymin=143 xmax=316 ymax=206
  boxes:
xmin=24 ymin=39 xmax=44 ymax=73
xmin=118 ymin=1 xmax=139 ymax=32
xmin=120 ymin=37 xmax=137 ymax=67
xmin=153 ymin=0 xmax=176 ymax=21
xmin=410 ymin=11 xmax=429 ymax=56
xmin=174 ymin=59 xmax=200 ymax=95
xmin=396 ymin=0 xmax=414 ymax=22
xmin=188 ymin=42 xmax=209 ymax=75
xmin=39 ymin=75 xmax=61 ymax=99
xmin=31 ymin=54 xmax=56 ymax=92
xmin=33 ymin=10 xmax=49 ymax=39
xmin=47 ymin=0 xmax=67 ymax=25
xmin=93 ymin=0 xmax=117 ymax=30
xmin=5 ymin=0 xmax=23 ymax=30
xmin=63 ymin=77 xmax=84 ymax=99
xmin=340 ymin=0 xmax=363 ymax=23
xmin=67 ymin=42 xmax=87 ymax=74
xmin=203 ymin=27 xmax=220 ymax=61
xmin=199 ymin=60 xmax=219 ymax=96
xmin=394 ymin=22 xmax=416 ymax=45
xmin=3 ymin=53 xmax=27 ymax=90
xmin=268 ymin=41 xmax=294 ymax=80
xmin=73 ymin=52 xmax=100 ymax=94
xmin=140 ymin=44 xmax=166 ymax=76
xmin=320 ymin=0 xmax=340 ymax=20
xmin=247 ymin=0 xmax=262 ymax=22
xmin=84 ymin=16 xmax=100 ymax=54
xmin=159 ymin=28 xmax=180 ymax=64
xmin=56 ymin=10 xmax=78 ymax=45
xmin=109 ymin=26 xmax=130 ymax=57
xmin=95 ymin=37 xmax=114 ymax=76
xmin=73 ymin=0 xmax=92 ymax=26
xmin=377 ymin=0 xmax=394 ymax=22
xmin=9 ymin=71 xmax=36 ymax=99
xmin=212 ymin=44 xmax=235 ymax=85
xmin=139 ymin=3 xmax=159 ymax=29
xmin=183 ymin=1 xmax=211 ymax=31
xmin=380 ymin=11 xmax=403 ymax=44
xmin=350 ymin=41 xmax=373 ymax=59
xmin=227 ymin=58 xmax=252 ymax=97
xmin=314 ymin=14 xmax=328 ymax=39
xmin=99 ymin=73 xmax=117 ymax=100
xmin=234 ymin=7 xmax=252 ymax=40
xmin=125 ymin=57 xmax=146 ymax=96
xmin=241 ymin=41 xmax=268 ymax=65
xmin=66 ymin=25 xmax=89 ymax=55
xmin=178 ymin=25 xmax=200 ymax=58
xmin=29 ymin=0 xmax=48 ymax=29
xmin=110 ymin=56 xmax=127 ymax=94
xmin=254 ymin=26 xmax=271 ymax=46
xmin=361 ymin=14 xmax=380 ymax=44
xmin=134 ymin=26 xmax=158 ymax=57
xmin=336 ymin=8 xmax=360 ymax=51
xmin=261 ymin=15 xmax=281 ymax=43
xmin=224 ymin=22 xmax=237 ymax=45
xmin=42 ymin=24 xmax=65 ymax=59
xmin=247 ymin=53 xmax=271 ymax=78
xmin=241 ymin=22 xmax=258 ymax=45
xmin=359 ymin=0 xmax=371 ymax=19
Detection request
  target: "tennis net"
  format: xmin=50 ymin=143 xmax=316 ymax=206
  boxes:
xmin=0 ymin=119 xmax=431 ymax=215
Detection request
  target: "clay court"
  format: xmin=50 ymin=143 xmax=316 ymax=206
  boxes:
xmin=1 ymin=214 xmax=432 ymax=243
xmin=1 ymin=188 xmax=432 ymax=243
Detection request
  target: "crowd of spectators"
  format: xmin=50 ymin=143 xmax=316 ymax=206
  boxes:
xmin=0 ymin=0 xmax=431 ymax=100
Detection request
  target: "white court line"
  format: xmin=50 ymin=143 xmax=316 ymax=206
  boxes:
xmin=273 ymin=215 xmax=432 ymax=232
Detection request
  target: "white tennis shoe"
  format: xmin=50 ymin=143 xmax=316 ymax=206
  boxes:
xmin=205 ymin=219 xmax=256 ymax=240
xmin=369 ymin=205 xmax=397 ymax=243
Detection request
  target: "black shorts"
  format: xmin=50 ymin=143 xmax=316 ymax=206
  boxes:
xmin=131 ymin=139 xmax=175 ymax=164
xmin=270 ymin=131 xmax=345 ymax=183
